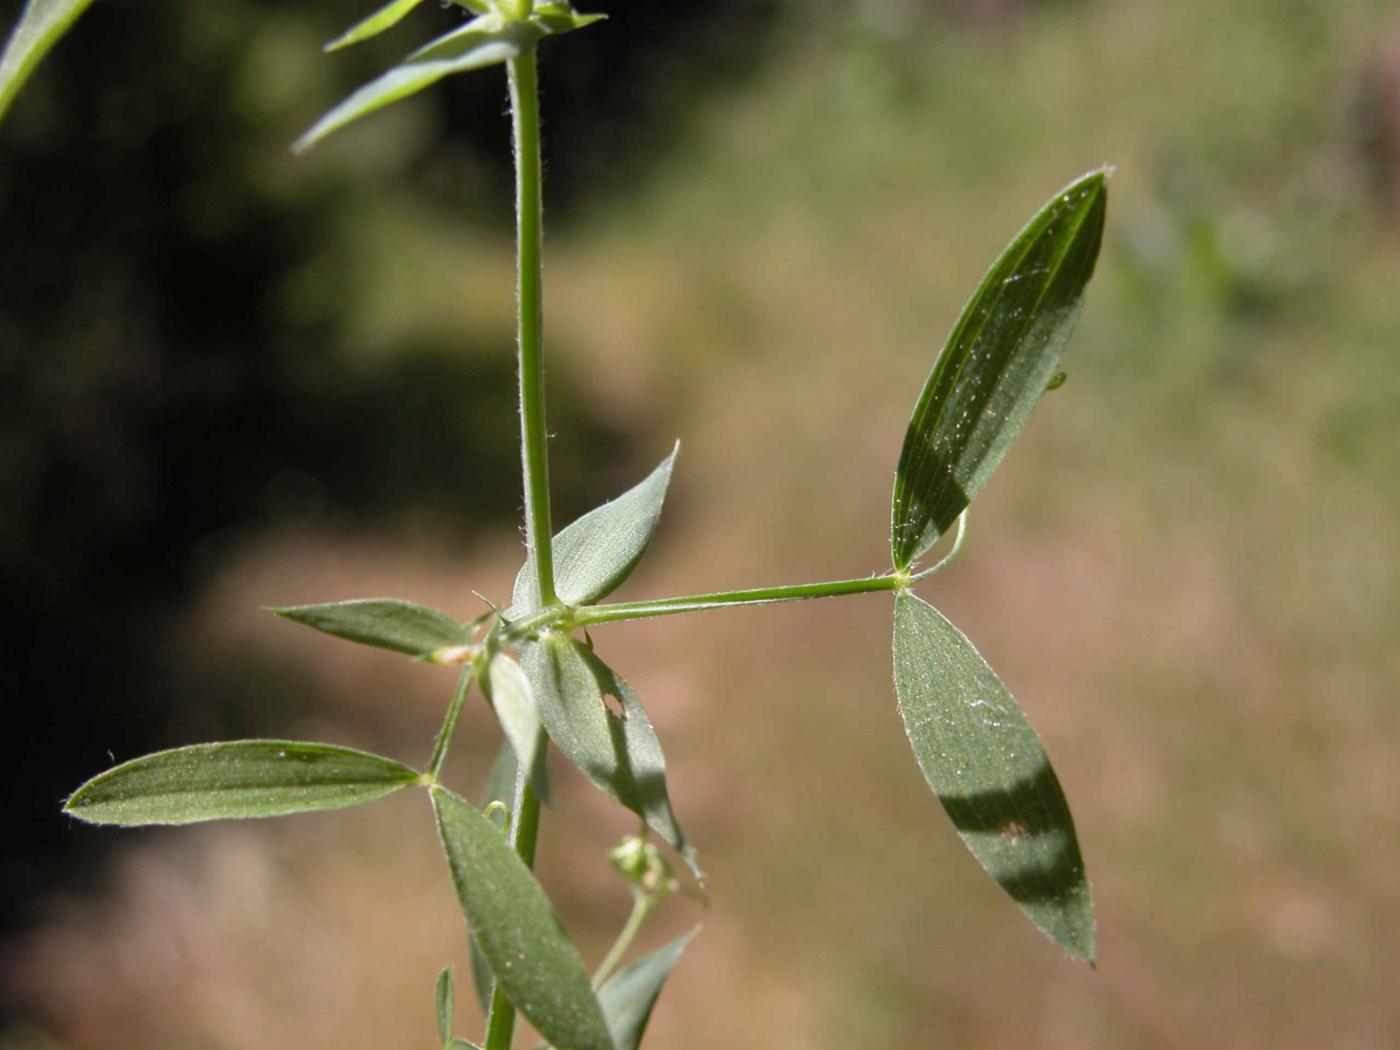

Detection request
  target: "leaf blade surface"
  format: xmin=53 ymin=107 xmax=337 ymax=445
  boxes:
xmin=272 ymin=598 xmax=472 ymax=658
xmin=891 ymin=170 xmax=1107 ymax=569
xmin=892 ymin=591 xmax=1093 ymax=961
xmin=512 ymin=445 xmax=678 ymax=613
xmin=598 ymin=929 xmax=697 ymax=1050
xmin=65 ymin=741 xmax=420 ymax=826
xmin=431 ymin=787 xmax=613 ymax=1050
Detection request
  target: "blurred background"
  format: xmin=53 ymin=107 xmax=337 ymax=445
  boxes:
xmin=2 ymin=0 xmax=1398 ymax=1045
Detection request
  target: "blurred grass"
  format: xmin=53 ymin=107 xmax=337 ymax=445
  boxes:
xmin=5 ymin=0 xmax=1400 ymax=1046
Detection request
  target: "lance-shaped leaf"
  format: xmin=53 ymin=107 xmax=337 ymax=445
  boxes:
xmin=892 ymin=592 xmax=1093 ymax=961
xmin=521 ymin=635 xmax=699 ymax=877
xmin=0 ymin=0 xmax=96 ymax=123
xmin=598 ymin=929 xmax=698 ymax=1050
xmin=325 ymin=0 xmax=429 ymax=53
xmin=271 ymin=598 xmax=473 ymax=660
xmin=530 ymin=3 xmax=606 ymax=34
xmin=511 ymin=445 xmax=678 ymax=615
xmin=891 ymin=170 xmax=1108 ymax=570
xmin=295 ymin=15 xmax=543 ymax=153
xmin=64 ymin=741 xmax=421 ymax=826
xmin=435 ymin=966 xmax=454 ymax=1046
xmin=468 ymin=742 xmax=519 ymax=1014
xmin=431 ymin=787 xmax=613 ymax=1050
xmin=482 ymin=649 xmax=545 ymax=790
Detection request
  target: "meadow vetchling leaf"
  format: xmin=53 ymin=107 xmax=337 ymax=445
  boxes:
xmin=891 ymin=169 xmax=1108 ymax=570
xmin=295 ymin=15 xmax=544 ymax=153
xmin=483 ymin=648 xmax=546 ymax=795
xmin=64 ymin=741 xmax=421 ymax=826
xmin=431 ymin=787 xmax=613 ymax=1050
xmin=325 ymin=0 xmax=428 ymax=53
xmin=271 ymin=598 xmax=473 ymax=659
xmin=521 ymin=634 xmax=699 ymax=877
xmin=0 ymin=0 xmax=97 ymax=123
xmin=511 ymin=444 xmax=678 ymax=614
xmin=892 ymin=591 xmax=1093 ymax=961
xmin=598 ymin=929 xmax=698 ymax=1050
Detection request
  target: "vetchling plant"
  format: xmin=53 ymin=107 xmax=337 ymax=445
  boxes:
xmin=3 ymin=1 xmax=1109 ymax=1045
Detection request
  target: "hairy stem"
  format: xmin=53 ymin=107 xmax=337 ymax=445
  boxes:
xmin=569 ymin=574 xmax=904 ymax=628
xmin=483 ymin=46 xmax=550 ymax=1050
xmin=511 ymin=46 xmax=556 ymax=609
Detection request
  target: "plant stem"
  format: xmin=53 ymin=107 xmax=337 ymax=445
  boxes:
xmin=592 ymin=892 xmax=657 ymax=990
xmin=484 ymin=46 xmax=551 ymax=1050
xmin=510 ymin=46 xmax=556 ymax=609
xmin=426 ymin=667 xmax=474 ymax=781
xmin=569 ymin=574 xmax=904 ymax=628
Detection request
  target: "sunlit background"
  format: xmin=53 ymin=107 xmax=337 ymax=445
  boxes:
xmin=2 ymin=0 xmax=1398 ymax=1046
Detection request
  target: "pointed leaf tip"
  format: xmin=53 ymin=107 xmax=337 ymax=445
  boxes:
xmin=599 ymin=929 xmax=698 ymax=1050
xmin=431 ymin=788 xmax=613 ymax=1049
xmin=892 ymin=592 xmax=1094 ymax=962
xmin=64 ymin=741 xmax=421 ymax=826
xmin=272 ymin=598 xmax=473 ymax=658
xmin=512 ymin=444 xmax=679 ymax=613
xmin=0 ymin=0 xmax=98 ymax=124
xmin=891 ymin=169 xmax=1107 ymax=570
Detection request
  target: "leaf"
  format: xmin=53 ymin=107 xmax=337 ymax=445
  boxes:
xmin=891 ymin=169 xmax=1108 ymax=570
xmin=295 ymin=15 xmax=544 ymax=153
xmin=64 ymin=741 xmax=421 ymax=826
xmin=521 ymin=635 xmax=699 ymax=877
xmin=511 ymin=445 xmax=678 ymax=614
xmin=325 ymin=0 xmax=427 ymax=53
xmin=435 ymin=966 xmax=454 ymax=1045
xmin=530 ymin=4 xmax=607 ymax=34
xmin=448 ymin=1041 xmax=484 ymax=1050
xmin=431 ymin=787 xmax=613 ymax=1050
xmin=0 ymin=0 xmax=97 ymax=123
xmin=468 ymin=742 xmax=518 ymax=1013
xmin=598 ymin=930 xmax=697 ymax=1050
xmin=483 ymin=649 xmax=545 ymax=791
xmin=271 ymin=598 xmax=473 ymax=659
xmin=892 ymin=591 xmax=1093 ymax=962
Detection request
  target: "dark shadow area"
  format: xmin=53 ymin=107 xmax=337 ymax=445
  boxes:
xmin=935 ymin=759 xmax=1086 ymax=905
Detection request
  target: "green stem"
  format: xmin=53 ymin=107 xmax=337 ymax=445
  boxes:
xmin=510 ymin=46 xmax=556 ymax=609
xmin=484 ymin=47 xmax=551 ymax=1050
xmin=592 ymin=892 xmax=657 ymax=991
xmin=426 ymin=667 xmax=474 ymax=782
xmin=569 ymin=574 xmax=903 ymax=628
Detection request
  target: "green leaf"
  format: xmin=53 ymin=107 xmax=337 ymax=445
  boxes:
xmin=483 ymin=649 xmax=544 ymax=791
xmin=295 ymin=15 xmax=544 ymax=153
xmin=271 ymin=598 xmax=473 ymax=659
xmin=598 ymin=930 xmax=697 ymax=1050
xmin=0 ymin=0 xmax=97 ymax=123
xmin=530 ymin=4 xmax=607 ymax=34
xmin=64 ymin=741 xmax=421 ymax=826
xmin=891 ymin=170 xmax=1108 ymax=570
xmin=511 ymin=445 xmax=678 ymax=614
xmin=431 ymin=787 xmax=613 ymax=1050
xmin=468 ymin=742 xmax=518 ymax=1014
xmin=521 ymin=635 xmax=699 ymax=877
xmin=325 ymin=0 xmax=427 ymax=53
xmin=892 ymin=591 xmax=1093 ymax=961
xmin=435 ymin=966 xmax=454 ymax=1045
xmin=448 ymin=1040 xmax=484 ymax=1050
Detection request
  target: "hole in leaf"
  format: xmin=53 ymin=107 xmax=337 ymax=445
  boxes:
xmin=1000 ymin=819 xmax=1030 ymax=843
xmin=602 ymin=690 xmax=627 ymax=721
